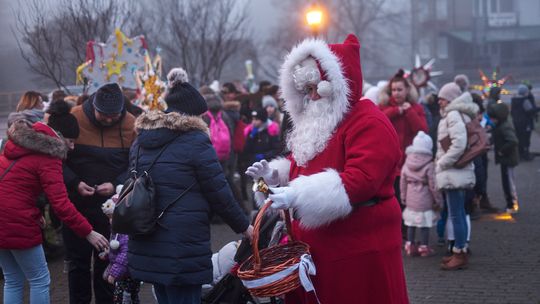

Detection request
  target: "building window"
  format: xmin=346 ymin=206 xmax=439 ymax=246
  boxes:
xmin=489 ymin=0 xmax=514 ymax=13
xmin=436 ymin=0 xmax=448 ymax=20
xmin=473 ymin=0 xmax=484 ymax=17
xmin=499 ymin=0 xmax=513 ymax=12
xmin=418 ymin=0 xmax=430 ymax=22
xmin=437 ymin=36 xmax=448 ymax=59
xmin=419 ymin=37 xmax=431 ymax=59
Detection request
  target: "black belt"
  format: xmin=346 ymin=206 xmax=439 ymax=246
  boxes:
xmin=353 ymin=197 xmax=380 ymax=208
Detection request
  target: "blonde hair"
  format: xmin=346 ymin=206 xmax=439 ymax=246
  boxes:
xmin=16 ymin=91 xmax=42 ymax=112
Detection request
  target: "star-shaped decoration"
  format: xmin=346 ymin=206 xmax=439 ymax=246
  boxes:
xmin=105 ymin=56 xmax=126 ymax=81
xmin=472 ymin=68 xmax=511 ymax=98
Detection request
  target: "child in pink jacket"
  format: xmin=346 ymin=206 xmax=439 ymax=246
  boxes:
xmin=400 ymin=131 xmax=443 ymax=257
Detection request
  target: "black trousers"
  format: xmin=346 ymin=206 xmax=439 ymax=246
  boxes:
xmin=516 ymin=128 xmax=532 ymax=157
xmin=500 ymin=164 xmax=518 ymax=209
xmin=63 ymin=208 xmax=113 ymax=304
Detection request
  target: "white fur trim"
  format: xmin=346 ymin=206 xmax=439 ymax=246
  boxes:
xmin=279 ymin=38 xmax=350 ymax=128
xmin=317 ymin=80 xmax=332 ymax=97
xmin=269 ymin=157 xmax=291 ymax=186
xmin=290 ymin=169 xmax=352 ymax=229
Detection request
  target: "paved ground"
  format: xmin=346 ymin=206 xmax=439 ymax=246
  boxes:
xmin=2 ymin=134 xmax=540 ymax=303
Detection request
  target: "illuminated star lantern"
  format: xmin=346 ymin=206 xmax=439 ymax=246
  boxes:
xmin=405 ymin=54 xmax=443 ymax=92
xmin=76 ymin=29 xmax=148 ymax=94
xmin=135 ymin=49 xmax=166 ymax=111
xmin=472 ymin=69 xmax=511 ymax=98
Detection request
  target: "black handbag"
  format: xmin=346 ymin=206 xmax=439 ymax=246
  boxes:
xmin=112 ymin=140 xmax=194 ymax=236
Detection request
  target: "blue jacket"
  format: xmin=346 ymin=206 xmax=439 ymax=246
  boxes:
xmin=127 ymin=111 xmax=249 ymax=286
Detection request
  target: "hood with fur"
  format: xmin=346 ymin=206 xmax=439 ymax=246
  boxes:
xmin=279 ymin=34 xmax=362 ymax=126
xmin=135 ymin=111 xmax=209 ymax=134
xmin=443 ymin=92 xmax=478 ymax=119
xmin=5 ymin=121 xmax=67 ymax=159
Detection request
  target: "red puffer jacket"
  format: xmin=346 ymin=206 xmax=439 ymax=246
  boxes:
xmin=0 ymin=121 xmax=92 ymax=249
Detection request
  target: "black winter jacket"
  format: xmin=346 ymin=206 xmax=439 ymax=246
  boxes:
xmin=127 ymin=111 xmax=249 ymax=286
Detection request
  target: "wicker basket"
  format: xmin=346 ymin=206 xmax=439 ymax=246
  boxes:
xmin=237 ymin=180 xmax=310 ymax=298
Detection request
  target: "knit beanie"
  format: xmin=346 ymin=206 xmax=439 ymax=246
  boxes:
xmin=438 ymin=83 xmax=462 ymax=102
xmin=517 ymin=84 xmax=529 ymax=97
xmin=453 ymin=74 xmax=470 ymax=92
xmin=47 ymin=100 xmax=79 ymax=139
xmin=406 ymin=131 xmax=433 ymax=155
xmin=164 ymin=68 xmax=208 ymax=115
xmin=252 ymin=108 xmax=268 ymax=121
xmin=93 ymin=83 xmax=124 ymax=114
xmin=262 ymin=95 xmax=278 ymax=109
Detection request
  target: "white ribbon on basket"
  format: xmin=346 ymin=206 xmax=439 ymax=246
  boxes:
xmin=241 ymin=254 xmax=320 ymax=302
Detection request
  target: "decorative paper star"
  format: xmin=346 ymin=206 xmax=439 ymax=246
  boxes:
xmin=105 ymin=57 xmax=126 ymax=81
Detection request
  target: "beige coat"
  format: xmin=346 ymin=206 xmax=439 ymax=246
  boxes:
xmin=435 ymin=92 xmax=479 ymax=190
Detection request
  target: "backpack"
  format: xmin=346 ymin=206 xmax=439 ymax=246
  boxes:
xmin=439 ymin=112 xmax=489 ymax=169
xmin=205 ymin=112 xmax=231 ymax=161
xmin=112 ymin=140 xmax=194 ymax=236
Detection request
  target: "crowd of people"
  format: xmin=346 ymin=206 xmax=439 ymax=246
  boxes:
xmin=0 ymin=32 xmax=538 ymax=304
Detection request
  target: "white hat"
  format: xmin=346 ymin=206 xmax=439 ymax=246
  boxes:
xmin=406 ymin=131 xmax=433 ymax=155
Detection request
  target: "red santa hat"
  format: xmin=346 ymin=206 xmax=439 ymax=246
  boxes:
xmin=280 ymin=34 xmax=363 ymax=122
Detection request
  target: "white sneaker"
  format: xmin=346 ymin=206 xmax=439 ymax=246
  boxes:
xmin=505 ymin=207 xmax=517 ymax=214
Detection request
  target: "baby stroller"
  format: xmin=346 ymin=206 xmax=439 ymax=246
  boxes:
xmin=202 ymin=210 xmax=286 ymax=304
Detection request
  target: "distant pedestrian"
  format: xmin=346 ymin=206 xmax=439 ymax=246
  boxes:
xmin=488 ymin=101 xmax=520 ymax=214
xmin=511 ymin=84 xmax=538 ymax=161
xmin=401 ymin=131 xmax=443 ymax=257
xmin=435 ymin=83 xmax=478 ymax=270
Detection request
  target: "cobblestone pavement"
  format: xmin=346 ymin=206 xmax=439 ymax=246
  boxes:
xmin=2 ymin=135 xmax=540 ymax=303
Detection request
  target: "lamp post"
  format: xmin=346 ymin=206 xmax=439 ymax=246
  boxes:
xmin=306 ymin=6 xmax=323 ymax=37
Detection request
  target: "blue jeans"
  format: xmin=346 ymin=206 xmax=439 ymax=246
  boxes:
xmin=153 ymin=284 xmax=201 ymax=304
xmin=0 ymin=245 xmax=51 ymax=304
xmin=446 ymin=190 xmax=467 ymax=250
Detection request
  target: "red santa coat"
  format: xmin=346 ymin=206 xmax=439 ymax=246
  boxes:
xmin=0 ymin=121 xmax=92 ymax=249
xmin=272 ymin=34 xmax=409 ymax=304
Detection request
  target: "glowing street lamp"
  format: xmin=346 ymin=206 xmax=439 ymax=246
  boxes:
xmin=306 ymin=7 xmax=323 ymax=37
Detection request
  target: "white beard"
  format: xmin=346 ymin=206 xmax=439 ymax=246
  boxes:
xmin=287 ymin=96 xmax=342 ymax=167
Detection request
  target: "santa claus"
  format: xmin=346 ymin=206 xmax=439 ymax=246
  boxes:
xmin=246 ymin=34 xmax=409 ymax=303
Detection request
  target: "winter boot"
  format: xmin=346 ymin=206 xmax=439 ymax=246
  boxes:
xmin=404 ymin=241 xmax=418 ymax=257
xmin=441 ymin=249 xmax=468 ymax=270
xmin=418 ymin=245 xmax=435 ymax=257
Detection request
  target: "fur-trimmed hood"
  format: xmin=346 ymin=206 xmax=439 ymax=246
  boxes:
xmin=5 ymin=121 xmax=67 ymax=159
xmin=378 ymin=79 xmax=419 ymax=106
xmin=443 ymin=92 xmax=478 ymax=119
xmin=135 ymin=111 xmax=209 ymax=134
xmin=280 ymin=34 xmax=363 ymax=166
xmin=279 ymin=34 xmax=362 ymax=126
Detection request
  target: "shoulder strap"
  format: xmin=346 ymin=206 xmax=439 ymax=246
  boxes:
xmin=0 ymin=160 xmax=18 ymax=182
xmin=156 ymin=181 xmax=197 ymax=220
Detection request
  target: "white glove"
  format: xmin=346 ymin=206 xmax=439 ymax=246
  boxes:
xmin=245 ymin=159 xmax=279 ymax=186
xmin=268 ymin=187 xmax=297 ymax=210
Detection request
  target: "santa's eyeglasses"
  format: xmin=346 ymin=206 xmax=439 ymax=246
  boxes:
xmin=293 ymin=64 xmax=321 ymax=93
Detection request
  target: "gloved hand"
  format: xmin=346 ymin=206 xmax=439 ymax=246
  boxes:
xmin=268 ymin=187 xmax=297 ymax=210
xmin=245 ymin=159 xmax=279 ymax=186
